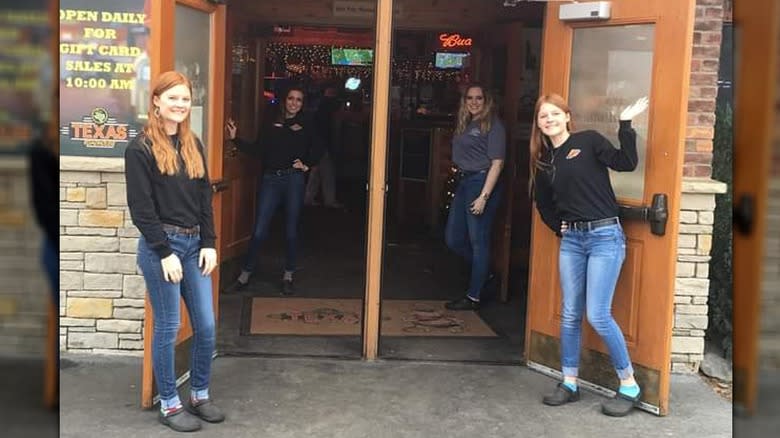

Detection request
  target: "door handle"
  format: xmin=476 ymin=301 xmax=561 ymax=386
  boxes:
xmin=211 ymin=180 xmax=229 ymax=193
xmin=618 ymin=193 xmax=668 ymax=236
xmin=733 ymin=194 xmax=754 ymax=235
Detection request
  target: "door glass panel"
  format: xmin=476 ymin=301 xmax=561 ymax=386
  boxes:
xmin=569 ymin=25 xmax=654 ymax=200
xmin=175 ymin=4 xmax=211 ymax=158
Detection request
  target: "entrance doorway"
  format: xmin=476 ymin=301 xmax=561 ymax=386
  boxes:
xmin=214 ymin=0 xmax=543 ymax=364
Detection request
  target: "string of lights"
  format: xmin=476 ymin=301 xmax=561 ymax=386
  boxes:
xmin=265 ymin=42 xmax=463 ymax=82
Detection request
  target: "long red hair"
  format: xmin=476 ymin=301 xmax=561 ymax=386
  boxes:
xmin=143 ymin=71 xmax=205 ymax=178
xmin=528 ymin=93 xmax=573 ymax=193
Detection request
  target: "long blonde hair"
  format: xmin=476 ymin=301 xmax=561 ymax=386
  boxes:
xmin=454 ymin=83 xmax=496 ymax=136
xmin=143 ymin=71 xmax=205 ymax=178
xmin=528 ymin=93 xmax=573 ymax=193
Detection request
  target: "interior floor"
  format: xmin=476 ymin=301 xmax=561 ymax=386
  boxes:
xmin=217 ymin=188 xmax=527 ymax=363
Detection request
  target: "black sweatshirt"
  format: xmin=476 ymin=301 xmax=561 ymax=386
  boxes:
xmin=28 ymin=140 xmax=59 ymax=248
xmin=125 ymin=133 xmax=216 ymax=258
xmin=534 ymin=120 xmax=638 ymax=234
xmin=233 ymin=112 xmax=323 ymax=170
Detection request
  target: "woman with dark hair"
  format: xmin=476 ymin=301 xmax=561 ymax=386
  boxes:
xmin=125 ymin=70 xmax=224 ymax=432
xmin=443 ymin=83 xmax=506 ymax=311
xmin=530 ymin=93 xmax=648 ymax=417
xmin=226 ymin=86 xmax=322 ymax=294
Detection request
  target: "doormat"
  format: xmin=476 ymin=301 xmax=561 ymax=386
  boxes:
xmin=241 ymin=298 xmax=497 ymax=337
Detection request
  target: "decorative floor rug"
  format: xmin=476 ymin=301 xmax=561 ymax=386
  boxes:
xmin=243 ymin=298 xmax=497 ymax=337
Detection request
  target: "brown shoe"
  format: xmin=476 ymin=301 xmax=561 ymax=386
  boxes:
xmin=542 ymin=382 xmax=580 ymax=406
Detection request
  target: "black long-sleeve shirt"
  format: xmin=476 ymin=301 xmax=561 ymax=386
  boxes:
xmin=125 ymin=133 xmax=216 ymax=258
xmin=233 ymin=112 xmax=323 ymax=170
xmin=28 ymin=140 xmax=58 ymax=248
xmin=534 ymin=120 xmax=638 ymax=234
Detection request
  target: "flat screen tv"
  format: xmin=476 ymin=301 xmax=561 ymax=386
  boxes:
xmin=434 ymin=52 xmax=468 ymax=69
xmin=331 ymin=48 xmax=374 ymax=66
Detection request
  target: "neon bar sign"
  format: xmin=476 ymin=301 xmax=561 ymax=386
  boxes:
xmin=438 ymin=33 xmax=472 ymax=48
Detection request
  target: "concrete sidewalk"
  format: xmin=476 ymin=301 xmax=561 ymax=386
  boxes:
xmin=61 ymin=354 xmax=731 ymax=438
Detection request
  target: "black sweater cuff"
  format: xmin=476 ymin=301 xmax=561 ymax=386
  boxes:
xmin=619 ymin=120 xmax=633 ymax=130
xmin=153 ymin=243 xmax=173 ymax=259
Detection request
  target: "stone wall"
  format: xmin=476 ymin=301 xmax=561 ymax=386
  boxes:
xmin=671 ymin=179 xmax=726 ymax=373
xmin=60 ymin=157 xmax=144 ymax=355
xmin=0 ymin=160 xmax=49 ymax=358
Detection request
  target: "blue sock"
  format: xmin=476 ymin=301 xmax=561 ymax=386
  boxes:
xmin=562 ymin=381 xmax=578 ymax=392
xmin=619 ymin=383 xmax=640 ymax=398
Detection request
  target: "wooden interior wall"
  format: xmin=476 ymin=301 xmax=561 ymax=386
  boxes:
xmin=232 ymin=0 xmax=541 ymax=30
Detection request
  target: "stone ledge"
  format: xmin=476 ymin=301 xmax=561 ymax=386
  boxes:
xmin=682 ymin=177 xmax=727 ymax=194
xmin=0 ymin=157 xmax=27 ymax=171
xmin=60 ymin=156 xmax=125 ymax=173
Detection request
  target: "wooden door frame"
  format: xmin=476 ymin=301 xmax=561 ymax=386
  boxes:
xmin=732 ymin=0 xmax=778 ymax=414
xmin=362 ymin=0 xmax=394 ymax=359
xmin=142 ymin=0 xmax=226 ymax=409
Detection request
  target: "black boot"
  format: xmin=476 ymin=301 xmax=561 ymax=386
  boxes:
xmin=542 ymin=382 xmax=581 ymax=406
xmin=445 ymin=296 xmax=480 ymax=311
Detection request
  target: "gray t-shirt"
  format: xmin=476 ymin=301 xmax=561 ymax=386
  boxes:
xmin=451 ymin=118 xmax=506 ymax=172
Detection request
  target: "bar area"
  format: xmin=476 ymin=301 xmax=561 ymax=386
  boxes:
xmin=231 ymin=25 xmax=482 ymax=231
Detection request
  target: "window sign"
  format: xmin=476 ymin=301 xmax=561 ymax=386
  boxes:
xmin=59 ymin=0 xmax=148 ymax=157
xmin=0 ymin=0 xmax=51 ymax=154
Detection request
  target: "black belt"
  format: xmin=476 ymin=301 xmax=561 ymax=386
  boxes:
xmin=162 ymin=223 xmax=200 ymax=236
xmin=568 ymin=217 xmax=619 ymax=231
xmin=456 ymin=168 xmax=487 ymax=178
xmin=265 ymin=168 xmax=300 ymax=176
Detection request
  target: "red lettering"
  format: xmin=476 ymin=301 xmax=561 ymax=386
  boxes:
xmin=439 ymin=33 xmax=472 ymax=48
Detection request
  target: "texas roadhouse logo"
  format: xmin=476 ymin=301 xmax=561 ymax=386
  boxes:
xmin=61 ymin=108 xmax=138 ymax=148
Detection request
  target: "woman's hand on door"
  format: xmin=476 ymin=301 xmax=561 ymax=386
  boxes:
xmin=225 ymin=118 xmax=237 ymax=140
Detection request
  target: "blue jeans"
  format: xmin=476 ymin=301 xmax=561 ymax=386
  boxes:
xmin=558 ymin=222 xmax=634 ymax=380
xmin=444 ymin=172 xmax=503 ymax=300
xmin=137 ymin=232 xmax=216 ymax=405
xmin=243 ymin=171 xmax=305 ymax=273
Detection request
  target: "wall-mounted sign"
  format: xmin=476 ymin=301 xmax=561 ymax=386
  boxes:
xmin=332 ymin=0 xmax=403 ymax=19
xmin=438 ymin=33 xmax=473 ymax=49
xmin=59 ymin=0 xmax=148 ymax=157
xmin=60 ymin=107 xmax=138 ymax=149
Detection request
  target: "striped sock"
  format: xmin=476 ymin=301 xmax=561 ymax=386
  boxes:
xmin=160 ymin=397 xmax=182 ymax=416
xmin=562 ymin=381 xmax=578 ymax=392
xmin=192 ymin=388 xmax=209 ymax=402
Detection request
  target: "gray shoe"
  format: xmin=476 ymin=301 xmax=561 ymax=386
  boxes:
xmin=186 ymin=398 xmax=226 ymax=423
xmin=158 ymin=407 xmax=202 ymax=432
xmin=601 ymin=388 xmax=641 ymax=417
xmin=542 ymin=382 xmax=580 ymax=406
